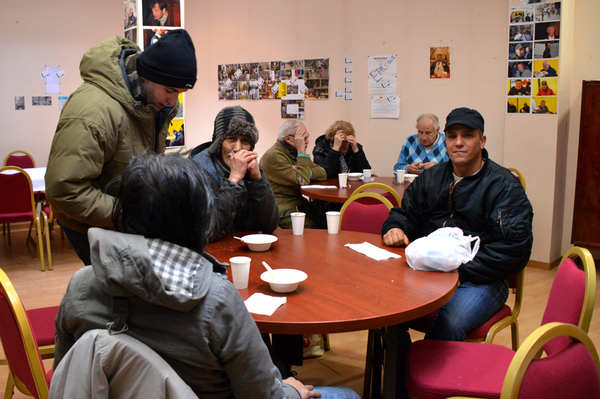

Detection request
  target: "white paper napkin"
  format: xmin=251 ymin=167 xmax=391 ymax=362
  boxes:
xmin=300 ymin=185 xmax=338 ymax=189
xmin=244 ymin=293 xmax=287 ymax=316
xmin=345 ymin=242 xmax=402 ymax=261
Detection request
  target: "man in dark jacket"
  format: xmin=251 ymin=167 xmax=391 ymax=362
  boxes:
xmin=383 ymin=107 xmax=533 ymax=342
xmin=191 ymin=106 xmax=278 ymax=240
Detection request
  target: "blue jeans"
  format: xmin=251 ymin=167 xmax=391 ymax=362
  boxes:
xmin=60 ymin=225 xmax=91 ymax=266
xmin=313 ymin=386 xmax=361 ymax=399
xmin=425 ymin=280 xmax=509 ymax=341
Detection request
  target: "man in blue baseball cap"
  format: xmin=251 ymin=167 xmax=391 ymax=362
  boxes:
xmin=381 ymin=107 xmax=534 ymax=396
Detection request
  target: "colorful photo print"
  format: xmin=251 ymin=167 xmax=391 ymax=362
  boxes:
xmin=281 ymin=99 xmax=305 ymax=119
xmin=142 ymin=0 xmax=180 ymax=28
xmin=124 ymin=0 xmax=138 ymax=30
xmin=532 ymin=96 xmax=557 ymax=114
xmin=509 ymin=24 xmax=534 ymax=42
xmin=430 ymin=47 xmax=450 ymax=79
xmin=534 ymin=2 xmax=561 ymax=23
xmin=144 ymin=27 xmax=174 ymax=48
xmin=166 ymin=118 xmax=184 ymax=147
xmin=509 ymin=6 xmax=534 ymax=24
xmin=532 ymin=77 xmax=558 ymax=96
xmin=517 ymin=97 xmax=531 ymax=114
xmin=535 ymin=21 xmax=560 ymax=41
xmin=534 ymin=41 xmax=559 ymax=59
xmin=176 ymin=93 xmax=183 ymax=117
xmin=507 ymin=79 xmax=531 ymax=96
xmin=508 ymin=61 xmax=532 ymax=78
xmin=507 ymin=98 xmax=519 ymax=114
xmin=533 ymin=59 xmax=558 ymax=78
xmin=509 ymin=42 xmax=532 ymax=60
xmin=125 ymin=28 xmax=137 ymax=44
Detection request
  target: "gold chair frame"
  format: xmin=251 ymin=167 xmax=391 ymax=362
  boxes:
xmin=351 ymin=182 xmax=402 ymax=207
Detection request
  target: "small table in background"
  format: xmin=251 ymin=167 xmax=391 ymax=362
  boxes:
xmin=300 ymin=176 xmax=408 ymax=204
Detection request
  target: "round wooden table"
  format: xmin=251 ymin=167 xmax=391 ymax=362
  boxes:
xmin=206 ymin=229 xmax=457 ymax=335
xmin=300 ymin=176 xmax=409 ymax=204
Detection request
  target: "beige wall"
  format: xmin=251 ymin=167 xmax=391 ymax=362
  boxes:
xmin=3 ymin=0 xmax=598 ymax=264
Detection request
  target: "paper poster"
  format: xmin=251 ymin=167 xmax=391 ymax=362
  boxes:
xmin=430 ymin=47 xmax=450 ymax=79
xmin=371 ymin=95 xmax=400 ymax=119
xmin=508 ymin=2 xmax=561 ymax=114
xmin=281 ymin=99 xmax=305 ymax=119
xmin=42 ymin=66 xmax=60 ymax=94
xmin=368 ymin=55 xmax=397 ymax=96
xmin=15 ymin=97 xmax=25 ymax=110
xmin=58 ymin=96 xmax=68 ymax=111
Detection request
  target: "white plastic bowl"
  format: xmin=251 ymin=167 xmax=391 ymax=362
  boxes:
xmin=260 ymin=269 xmax=308 ymax=293
xmin=404 ymin=173 xmax=418 ymax=182
xmin=241 ymin=234 xmax=278 ymax=252
xmin=348 ymin=172 xmax=363 ymax=181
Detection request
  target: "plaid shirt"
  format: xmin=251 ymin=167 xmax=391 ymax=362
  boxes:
xmin=394 ymin=132 xmax=449 ymax=172
xmin=146 ymin=238 xmax=202 ymax=298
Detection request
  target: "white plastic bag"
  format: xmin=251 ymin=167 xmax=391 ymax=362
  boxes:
xmin=405 ymin=227 xmax=480 ymax=272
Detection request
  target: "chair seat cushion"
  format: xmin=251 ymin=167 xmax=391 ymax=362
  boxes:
xmin=27 ymin=306 xmax=59 ymax=347
xmin=465 ymin=305 xmax=512 ymax=340
xmin=0 ymin=211 xmax=34 ymax=224
xmin=407 ymin=340 xmax=515 ymax=399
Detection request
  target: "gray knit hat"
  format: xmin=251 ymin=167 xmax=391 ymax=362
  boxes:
xmin=207 ymin=106 xmax=259 ymax=156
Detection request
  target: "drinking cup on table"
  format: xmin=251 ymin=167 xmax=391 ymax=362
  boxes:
xmin=229 ymin=256 xmax=251 ymax=289
xmin=395 ymin=169 xmax=405 ymax=184
xmin=338 ymin=173 xmax=349 ymax=188
xmin=291 ymin=212 xmax=306 ymax=235
xmin=326 ymin=211 xmax=341 ymax=234
xmin=363 ymin=169 xmax=372 ymax=182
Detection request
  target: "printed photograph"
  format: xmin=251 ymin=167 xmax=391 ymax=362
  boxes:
xmin=430 ymin=47 xmax=450 ymax=79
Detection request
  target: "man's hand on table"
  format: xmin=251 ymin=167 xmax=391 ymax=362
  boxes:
xmin=284 ymin=377 xmax=322 ymax=398
xmin=383 ymin=228 xmax=410 ymax=247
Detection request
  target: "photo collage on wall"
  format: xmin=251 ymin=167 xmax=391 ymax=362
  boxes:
xmin=507 ymin=1 xmax=560 ymax=115
xmin=124 ymin=0 xmax=186 ymax=147
xmin=218 ymin=58 xmax=329 ymax=119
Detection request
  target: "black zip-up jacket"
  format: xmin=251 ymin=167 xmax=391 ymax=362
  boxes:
xmin=312 ymin=134 xmax=371 ymax=178
xmin=382 ymin=149 xmax=533 ymax=285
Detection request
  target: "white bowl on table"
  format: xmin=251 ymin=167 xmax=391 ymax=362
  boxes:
xmin=348 ymin=172 xmax=363 ymax=181
xmin=240 ymin=234 xmax=278 ymax=252
xmin=404 ymin=174 xmax=418 ymax=183
xmin=260 ymin=269 xmax=308 ymax=293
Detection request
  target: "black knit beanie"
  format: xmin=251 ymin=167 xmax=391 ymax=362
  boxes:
xmin=207 ymin=106 xmax=258 ymax=156
xmin=137 ymin=29 xmax=197 ymax=89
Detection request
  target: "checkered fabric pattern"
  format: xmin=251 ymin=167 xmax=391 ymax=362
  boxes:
xmin=394 ymin=133 xmax=449 ymax=171
xmin=146 ymin=238 xmax=202 ymax=297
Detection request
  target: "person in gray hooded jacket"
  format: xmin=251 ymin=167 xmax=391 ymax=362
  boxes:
xmin=54 ymin=153 xmax=359 ymax=399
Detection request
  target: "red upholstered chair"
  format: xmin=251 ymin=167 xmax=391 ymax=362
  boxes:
xmin=406 ymin=246 xmax=596 ymax=399
xmin=0 ymin=166 xmax=51 ymax=271
xmin=351 ymin=183 xmax=401 ymax=207
xmin=0 ymin=268 xmax=54 ymax=399
xmin=3 ymin=151 xmax=36 ymax=169
xmin=339 ymin=193 xmax=393 ymax=235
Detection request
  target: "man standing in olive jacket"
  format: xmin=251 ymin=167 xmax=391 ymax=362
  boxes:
xmin=383 ymin=107 xmax=533 ymax=342
xmin=45 ymin=30 xmax=197 ymax=265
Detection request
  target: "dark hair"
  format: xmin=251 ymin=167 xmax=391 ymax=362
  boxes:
xmin=152 ymin=0 xmax=167 ymax=11
xmin=112 ymin=152 xmax=215 ymax=252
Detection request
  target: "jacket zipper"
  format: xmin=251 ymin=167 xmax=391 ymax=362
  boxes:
xmin=443 ymin=181 xmax=456 ymax=227
xmin=498 ymin=208 xmax=506 ymax=238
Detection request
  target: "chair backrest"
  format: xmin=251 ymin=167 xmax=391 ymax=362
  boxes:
xmin=49 ymin=329 xmax=198 ymax=399
xmin=351 ymin=182 xmax=401 ymax=207
xmin=508 ymin=167 xmax=526 ymax=191
xmin=501 ymin=322 xmax=600 ymax=399
xmin=0 ymin=268 xmax=49 ymax=399
xmin=541 ymin=246 xmax=596 ymax=355
xmin=4 ymin=150 xmax=36 ymax=169
xmin=340 ymin=193 xmax=393 ymax=234
xmin=0 ymin=166 xmax=37 ymax=219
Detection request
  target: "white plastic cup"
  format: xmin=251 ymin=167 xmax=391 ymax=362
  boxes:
xmin=363 ymin=169 xmax=372 ymax=182
xmin=338 ymin=173 xmax=349 ymax=188
xmin=291 ymin=212 xmax=306 ymax=235
xmin=229 ymin=256 xmax=251 ymax=289
xmin=326 ymin=211 xmax=341 ymax=234
xmin=395 ymin=169 xmax=405 ymax=184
